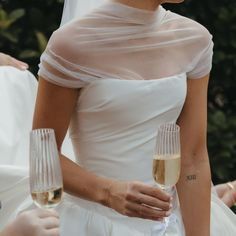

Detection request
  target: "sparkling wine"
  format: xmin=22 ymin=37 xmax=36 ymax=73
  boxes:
xmin=31 ymin=187 xmax=63 ymax=208
xmin=153 ymin=154 xmax=180 ymax=188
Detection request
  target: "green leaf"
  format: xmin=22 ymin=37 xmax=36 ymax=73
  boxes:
xmin=35 ymin=31 xmax=48 ymax=53
xmin=0 ymin=8 xmax=7 ymax=21
xmin=9 ymin=9 xmax=25 ymax=22
xmin=0 ymin=31 xmax=18 ymax=43
xmin=19 ymin=50 xmax=39 ymax=59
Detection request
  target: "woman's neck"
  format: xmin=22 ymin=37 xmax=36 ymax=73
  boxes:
xmin=110 ymin=0 xmax=161 ymax=11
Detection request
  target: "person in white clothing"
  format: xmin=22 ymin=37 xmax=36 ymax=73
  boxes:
xmin=1 ymin=0 xmax=236 ymax=235
xmin=31 ymin=0 xmax=236 ymax=235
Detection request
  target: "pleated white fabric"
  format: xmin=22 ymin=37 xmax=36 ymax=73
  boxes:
xmin=0 ymin=66 xmax=74 ymax=166
xmin=0 ymin=66 xmax=37 ymax=167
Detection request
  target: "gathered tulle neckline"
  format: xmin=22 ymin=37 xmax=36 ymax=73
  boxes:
xmin=97 ymin=1 xmax=167 ymax=25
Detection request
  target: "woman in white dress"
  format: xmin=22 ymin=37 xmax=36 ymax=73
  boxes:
xmin=32 ymin=0 xmax=236 ymax=235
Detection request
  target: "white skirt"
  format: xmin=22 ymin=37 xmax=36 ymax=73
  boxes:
xmin=1 ymin=166 xmax=236 ymax=236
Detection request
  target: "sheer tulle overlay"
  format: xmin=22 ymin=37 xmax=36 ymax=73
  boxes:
xmin=1 ymin=2 xmax=236 ymax=236
xmin=38 ymin=2 xmax=213 ymax=89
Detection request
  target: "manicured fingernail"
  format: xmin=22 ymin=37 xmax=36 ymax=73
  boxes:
xmin=169 ymin=203 xmax=173 ymax=209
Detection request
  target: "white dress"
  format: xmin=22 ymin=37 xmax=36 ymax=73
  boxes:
xmin=55 ymin=75 xmax=236 ymax=236
xmin=1 ymin=2 xmax=236 ymax=236
xmin=3 ymin=74 xmax=235 ymax=236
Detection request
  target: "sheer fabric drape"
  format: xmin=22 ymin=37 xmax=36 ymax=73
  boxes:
xmin=39 ymin=2 xmax=213 ymax=89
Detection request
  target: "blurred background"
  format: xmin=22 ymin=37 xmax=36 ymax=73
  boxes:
xmin=0 ymin=0 xmax=235 ymax=202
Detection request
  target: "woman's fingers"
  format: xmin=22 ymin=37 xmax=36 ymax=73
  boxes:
xmin=108 ymin=180 xmax=173 ymax=220
xmin=9 ymin=56 xmax=29 ymax=70
xmin=44 ymin=228 xmax=60 ymax=236
xmin=37 ymin=208 xmax=59 ymax=219
xmin=125 ymin=201 xmax=170 ymax=220
xmin=222 ymin=194 xmax=235 ymax=208
xmin=133 ymin=193 xmax=171 ymax=211
xmin=42 ymin=217 xmax=60 ymax=229
xmin=138 ymin=183 xmax=171 ymax=202
xmin=0 ymin=52 xmax=28 ymax=70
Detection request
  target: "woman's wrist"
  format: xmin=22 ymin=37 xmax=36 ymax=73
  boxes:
xmin=94 ymin=176 xmax=114 ymax=207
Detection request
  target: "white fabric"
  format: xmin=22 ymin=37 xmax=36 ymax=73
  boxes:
xmin=3 ymin=74 xmax=236 ymax=235
xmin=1 ymin=2 xmax=235 ymax=236
xmin=39 ymin=2 xmax=213 ymax=90
xmin=60 ymin=0 xmax=106 ymax=26
xmin=36 ymin=2 xmax=235 ymax=235
xmin=0 ymin=165 xmax=29 ymax=229
xmin=0 ymin=66 xmax=74 ymax=230
xmin=0 ymin=66 xmax=74 ymax=166
xmin=0 ymin=66 xmax=37 ymax=167
xmin=60 ymin=74 xmax=187 ymax=235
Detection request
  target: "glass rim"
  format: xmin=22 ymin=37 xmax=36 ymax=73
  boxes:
xmin=30 ymin=128 xmax=55 ymax=134
xmin=158 ymin=123 xmax=180 ymax=133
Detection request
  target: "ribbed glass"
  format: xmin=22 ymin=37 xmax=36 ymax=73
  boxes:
xmin=153 ymin=123 xmax=181 ymax=189
xmin=29 ymin=129 xmax=63 ymax=208
xmin=155 ymin=123 xmax=180 ymax=157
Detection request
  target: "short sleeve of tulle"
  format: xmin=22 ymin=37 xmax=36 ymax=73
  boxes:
xmin=38 ymin=30 xmax=95 ymax=89
xmin=186 ymin=29 xmax=214 ymax=79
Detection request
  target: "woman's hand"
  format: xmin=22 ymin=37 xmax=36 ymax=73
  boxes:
xmin=107 ymin=180 xmax=172 ymax=221
xmin=1 ymin=208 xmax=60 ymax=236
xmin=0 ymin=52 xmax=28 ymax=70
xmin=214 ymin=182 xmax=236 ymax=208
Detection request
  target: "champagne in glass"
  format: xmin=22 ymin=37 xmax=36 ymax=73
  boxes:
xmin=30 ymin=129 xmax=63 ymax=208
xmin=153 ymin=123 xmax=181 ymax=191
xmin=151 ymin=123 xmax=181 ymax=235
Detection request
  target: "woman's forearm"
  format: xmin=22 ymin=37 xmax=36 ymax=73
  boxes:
xmin=60 ymin=154 xmax=112 ymax=205
xmin=176 ymin=154 xmax=211 ymax=236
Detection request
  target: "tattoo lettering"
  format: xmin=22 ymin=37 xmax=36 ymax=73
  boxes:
xmin=186 ymin=175 xmax=197 ymax=181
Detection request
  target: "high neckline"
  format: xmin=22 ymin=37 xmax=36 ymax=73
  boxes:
xmin=100 ymin=1 xmax=167 ymax=25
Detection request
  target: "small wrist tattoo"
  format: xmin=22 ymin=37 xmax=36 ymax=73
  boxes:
xmin=186 ymin=175 xmax=197 ymax=181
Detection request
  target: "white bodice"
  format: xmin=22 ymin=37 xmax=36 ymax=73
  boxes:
xmin=69 ymin=74 xmax=186 ymax=183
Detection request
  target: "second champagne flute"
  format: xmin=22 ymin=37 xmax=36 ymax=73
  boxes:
xmin=29 ymin=128 xmax=63 ymax=209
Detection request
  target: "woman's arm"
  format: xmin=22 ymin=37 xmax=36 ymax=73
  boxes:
xmin=176 ymin=74 xmax=211 ymax=236
xmin=33 ymin=77 xmax=171 ymax=221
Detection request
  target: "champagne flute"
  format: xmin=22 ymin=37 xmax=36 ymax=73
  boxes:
xmin=29 ymin=129 xmax=63 ymax=209
xmin=151 ymin=123 xmax=181 ymax=235
xmin=152 ymin=123 xmax=181 ymax=192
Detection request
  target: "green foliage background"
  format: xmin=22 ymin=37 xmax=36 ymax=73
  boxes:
xmin=166 ymin=0 xmax=236 ymax=186
xmin=0 ymin=0 xmax=64 ymax=74
xmin=0 ymin=0 xmax=235 ymax=188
